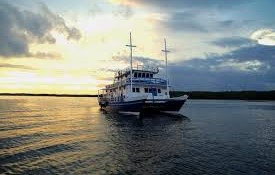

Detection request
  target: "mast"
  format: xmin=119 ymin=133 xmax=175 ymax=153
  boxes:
xmin=161 ymin=38 xmax=170 ymax=97
xmin=126 ymin=32 xmax=136 ymax=92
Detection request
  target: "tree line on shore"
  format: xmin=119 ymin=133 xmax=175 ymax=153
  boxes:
xmin=170 ymin=91 xmax=275 ymax=100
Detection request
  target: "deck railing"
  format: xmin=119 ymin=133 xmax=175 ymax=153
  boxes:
xmin=130 ymin=77 xmax=166 ymax=85
xmin=115 ymin=65 xmax=159 ymax=77
xmin=105 ymin=77 xmax=167 ymax=89
xmin=134 ymin=65 xmax=159 ymax=73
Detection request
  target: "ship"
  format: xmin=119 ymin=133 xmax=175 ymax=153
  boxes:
xmin=98 ymin=33 xmax=188 ymax=114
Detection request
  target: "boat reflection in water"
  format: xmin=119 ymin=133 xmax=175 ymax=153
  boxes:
xmin=101 ymin=107 xmax=190 ymax=122
xmin=98 ymin=109 xmax=191 ymax=174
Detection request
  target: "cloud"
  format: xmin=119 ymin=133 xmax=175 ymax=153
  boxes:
xmin=110 ymin=0 xmax=250 ymax=9
xmin=109 ymin=44 xmax=275 ymax=90
xmin=168 ymin=44 xmax=275 ymax=91
xmin=111 ymin=0 xmax=268 ymax=38
xmin=112 ymin=3 xmax=133 ymax=18
xmin=163 ymin=12 xmax=207 ymax=32
xmin=211 ymin=36 xmax=255 ymax=48
xmin=169 ymin=65 xmax=274 ymax=91
xmin=99 ymin=68 xmax=117 ymax=73
xmin=106 ymin=0 xmax=275 ymax=90
xmin=156 ymin=9 xmax=259 ymax=34
xmin=0 ymin=1 xmax=81 ymax=58
xmin=0 ymin=63 xmax=35 ymax=70
xmin=183 ymin=44 xmax=275 ymax=71
xmin=112 ymin=55 xmax=163 ymax=68
xmin=88 ymin=4 xmax=102 ymax=17
xmin=220 ymin=44 xmax=275 ymax=63
xmin=27 ymin=52 xmax=62 ymax=59
xmin=250 ymin=28 xmax=275 ymax=46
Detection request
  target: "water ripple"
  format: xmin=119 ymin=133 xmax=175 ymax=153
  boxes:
xmin=0 ymin=97 xmax=275 ymax=174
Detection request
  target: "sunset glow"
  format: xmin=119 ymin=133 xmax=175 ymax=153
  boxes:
xmin=1 ymin=0 xmax=275 ymax=94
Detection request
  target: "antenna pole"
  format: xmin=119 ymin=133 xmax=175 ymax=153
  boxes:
xmin=126 ymin=32 xmax=136 ymax=93
xmin=162 ymin=38 xmax=170 ymax=98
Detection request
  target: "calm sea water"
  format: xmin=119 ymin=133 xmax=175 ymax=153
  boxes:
xmin=0 ymin=96 xmax=275 ymax=175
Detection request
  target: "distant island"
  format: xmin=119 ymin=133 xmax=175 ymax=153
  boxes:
xmin=0 ymin=91 xmax=275 ymax=100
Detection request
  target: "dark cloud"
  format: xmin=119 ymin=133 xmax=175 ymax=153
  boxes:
xmin=144 ymin=0 xmax=268 ymax=34
xmin=38 ymin=3 xmax=81 ymax=41
xmin=156 ymin=9 xmax=259 ymax=34
xmin=168 ymin=44 xmax=275 ymax=91
xmin=0 ymin=2 xmax=81 ymax=58
xmin=169 ymin=65 xmax=274 ymax=91
xmin=164 ymin=12 xmax=207 ymax=32
xmin=162 ymin=12 xmax=261 ymax=34
xmin=0 ymin=63 xmax=35 ymax=70
xmin=220 ymin=44 xmax=275 ymax=63
xmin=211 ymin=37 xmax=255 ymax=48
xmin=218 ymin=20 xmax=235 ymax=28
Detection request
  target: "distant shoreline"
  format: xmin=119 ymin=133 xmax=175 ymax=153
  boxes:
xmin=171 ymin=91 xmax=275 ymax=101
xmin=0 ymin=93 xmax=97 ymax=97
xmin=1 ymin=91 xmax=275 ymax=100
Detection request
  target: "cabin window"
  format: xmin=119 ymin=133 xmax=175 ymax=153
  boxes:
xmin=146 ymin=73 xmax=149 ymax=78
xmin=142 ymin=73 xmax=145 ymax=78
xmin=134 ymin=72 xmax=137 ymax=78
xmin=150 ymin=74 xmax=153 ymax=78
xmin=138 ymin=73 xmax=141 ymax=77
xmin=144 ymin=88 xmax=148 ymax=93
xmin=158 ymin=89 xmax=161 ymax=93
xmin=132 ymin=87 xmax=140 ymax=93
xmin=149 ymin=88 xmax=157 ymax=93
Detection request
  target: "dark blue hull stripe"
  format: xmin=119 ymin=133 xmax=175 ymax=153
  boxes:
xmin=100 ymin=99 xmax=186 ymax=112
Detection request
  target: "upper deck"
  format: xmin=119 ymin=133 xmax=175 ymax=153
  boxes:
xmin=115 ymin=65 xmax=159 ymax=78
xmin=105 ymin=77 xmax=167 ymax=89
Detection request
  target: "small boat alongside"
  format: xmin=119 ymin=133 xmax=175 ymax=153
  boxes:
xmin=98 ymin=33 xmax=188 ymax=114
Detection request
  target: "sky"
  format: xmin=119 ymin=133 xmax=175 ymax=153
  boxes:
xmin=0 ymin=0 xmax=275 ymax=94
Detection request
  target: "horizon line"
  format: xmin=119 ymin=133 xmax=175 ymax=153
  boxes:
xmin=0 ymin=90 xmax=274 ymax=97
